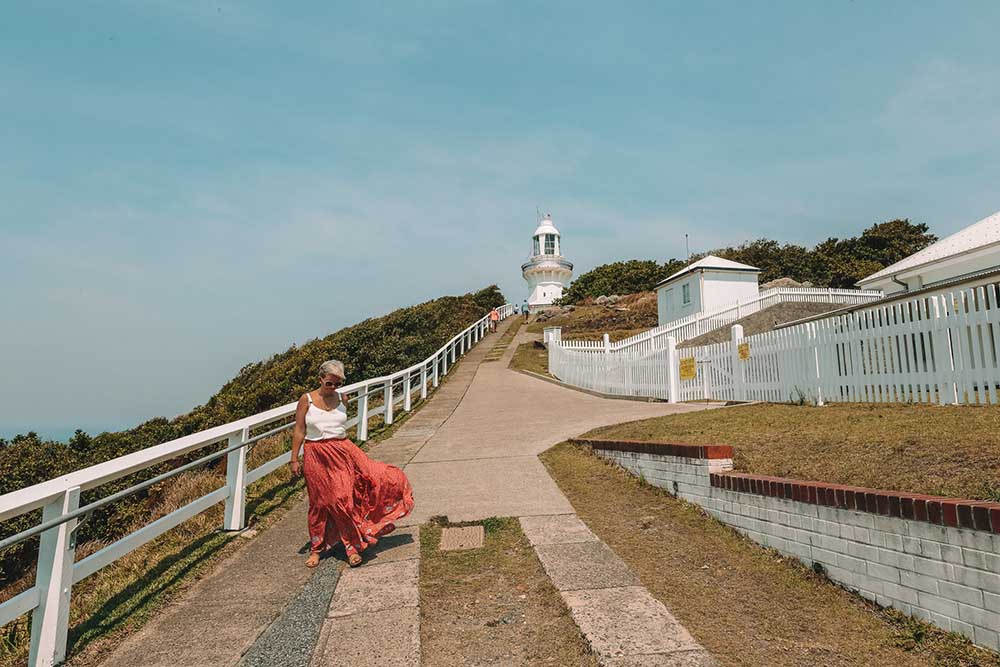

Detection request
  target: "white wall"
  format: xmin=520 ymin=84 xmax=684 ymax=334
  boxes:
xmin=594 ymin=445 xmax=1000 ymax=652
xmin=701 ymin=270 xmax=760 ymax=312
xmin=656 ymin=270 xmax=759 ymax=327
xmin=656 ymin=275 xmax=702 ymax=326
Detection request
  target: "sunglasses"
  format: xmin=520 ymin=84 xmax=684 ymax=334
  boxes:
xmin=323 ymin=380 xmax=342 ymax=388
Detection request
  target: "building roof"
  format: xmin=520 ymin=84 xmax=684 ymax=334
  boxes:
xmin=655 ymin=255 xmax=760 ymax=288
xmin=859 ymin=210 xmax=1000 ymax=286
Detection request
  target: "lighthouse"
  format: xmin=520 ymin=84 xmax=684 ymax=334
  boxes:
xmin=521 ymin=213 xmax=573 ymax=312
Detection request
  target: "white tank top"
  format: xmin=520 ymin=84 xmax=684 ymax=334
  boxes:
xmin=304 ymin=393 xmax=348 ymax=441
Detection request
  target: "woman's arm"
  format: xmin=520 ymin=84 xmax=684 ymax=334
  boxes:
xmin=290 ymin=394 xmax=309 ymax=476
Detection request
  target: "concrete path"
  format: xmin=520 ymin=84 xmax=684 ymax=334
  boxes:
xmin=399 ymin=323 xmax=708 ymax=525
xmin=521 ymin=515 xmax=716 ymax=666
xmin=95 ymin=315 xmax=713 ymax=667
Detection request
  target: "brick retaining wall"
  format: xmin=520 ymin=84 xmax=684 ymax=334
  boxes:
xmin=574 ymin=438 xmax=1000 ymax=651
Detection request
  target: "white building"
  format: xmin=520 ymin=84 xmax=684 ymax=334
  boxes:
xmin=858 ymin=210 xmax=1000 ymax=297
xmin=522 ymin=213 xmax=573 ymax=312
xmin=654 ymin=255 xmax=760 ymax=326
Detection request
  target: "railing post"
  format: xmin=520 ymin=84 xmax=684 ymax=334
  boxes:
xmin=420 ymin=364 xmax=428 ymax=399
xmin=357 ymin=384 xmax=369 ymax=441
xmin=460 ymin=334 xmax=466 ymax=356
xmin=29 ymin=486 xmax=81 ymax=667
xmin=731 ymin=324 xmax=745 ymax=401
xmin=443 ymin=349 xmax=449 ymax=375
xmin=384 ymin=378 xmax=394 ymax=425
xmin=603 ymin=333 xmax=610 ymax=353
xmin=433 ymin=355 xmax=440 ymax=387
xmin=223 ymin=426 xmax=250 ymax=531
xmin=450 ymin=341 xmax=457 ymax=364
xmin=666 ymin=335 xmax=679 ymax=404
xmin=403 ymin=370 xmax=412 ymax=412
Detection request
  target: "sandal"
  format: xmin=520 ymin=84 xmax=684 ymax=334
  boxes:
xmin=348 ymin=554 xmax=363 ymax=567
xmin=305 ymin=552 xmax=321 ymax=568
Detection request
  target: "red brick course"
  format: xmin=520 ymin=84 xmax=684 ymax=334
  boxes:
xmin=579 ymin=438 xmax=1000 ymax=535
xmin=572 ymin=438 xmax=733 ymax=460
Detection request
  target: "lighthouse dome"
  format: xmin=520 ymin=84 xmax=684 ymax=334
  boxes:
xmin=533 ymin=213 xmax=560 ymax=238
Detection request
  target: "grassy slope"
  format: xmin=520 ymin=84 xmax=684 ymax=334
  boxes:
xmin=583 ymin=403 xmax=1000 ymax=501
xmin=527 ymin=292 xmax=659 ymax=341
xmin=0 ymin=287 xmax=503 ymax=666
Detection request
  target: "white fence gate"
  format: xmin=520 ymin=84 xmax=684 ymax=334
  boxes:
xmin=551 ymin=285 xmax=1000 ymax=407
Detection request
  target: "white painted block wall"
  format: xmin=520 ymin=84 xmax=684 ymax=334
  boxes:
xmin=596 ymin=448 xmax=1000 ymax=651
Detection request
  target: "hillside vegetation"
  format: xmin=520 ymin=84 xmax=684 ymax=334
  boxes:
xmin=560 ymin=219 xmax=935 ymax=304
xmin=0 ymin=285 xmax=504 ymax=585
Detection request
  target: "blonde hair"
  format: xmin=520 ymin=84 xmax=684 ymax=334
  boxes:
xmin=318 ymin=359 xmax=345 ymax=380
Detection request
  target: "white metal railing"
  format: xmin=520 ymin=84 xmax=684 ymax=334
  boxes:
xmin=0 ymin=303 xmax=514 ymax=667
xmin=551 ymin=284 xmax=1000 ymax=408
xmin=608 ymin=287 xmax=882 ymax=353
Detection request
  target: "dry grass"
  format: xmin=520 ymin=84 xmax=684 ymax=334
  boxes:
xmin=508 ymin=342 xmax=550 ymax=377
xmin=541 ymin=441 xmax=1000 ymax=667
xmin=582 ymin=403 xmax=1000 ymax=501
xmin=483 ymin=319 xmax=523 ymax=362
xmin=419 ymin=517 xmax=597 ymax=667
xmin=526 ymin=292 xmax=659 ymax=341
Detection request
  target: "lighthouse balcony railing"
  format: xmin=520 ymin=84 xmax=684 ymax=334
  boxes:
xmin=521 ymin=256 xmax=574 ymax=272
xmin=0 ymin=303 xmax=515 ymax=667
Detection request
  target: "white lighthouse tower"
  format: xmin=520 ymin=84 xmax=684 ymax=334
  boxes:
xmin=521 ymin=213 xmax=573 ymax=312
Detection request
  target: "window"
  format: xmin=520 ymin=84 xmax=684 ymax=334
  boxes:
xmin=544 ymin=234 xmax=556 ymax=254
xmin=533 ymin=237 xmax=540 ymax=256
xmin=682 ymin=283 xmax=691 ymax=305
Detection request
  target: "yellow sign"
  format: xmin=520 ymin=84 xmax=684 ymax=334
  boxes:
xmin=679 ymin=357 xmax=697 ymax=380
xmin=738 ymin=342 xmax=750 ymax=360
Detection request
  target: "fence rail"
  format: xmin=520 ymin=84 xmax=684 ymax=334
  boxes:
xmin=0 ymin=303 xmax=514 ymax=667
xmin=550 ymin=284 xmax=1000 ymax=408
xmin=608 ymin=287 xmax=882 ymax=353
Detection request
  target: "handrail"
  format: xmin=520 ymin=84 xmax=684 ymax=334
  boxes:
xmin=606 ymin=287 xmax=883 ymax=351
xmin=0 ymin=421 xmax=295 ymax=552
xmin=0 ymin=302 xmax=513 ymax=666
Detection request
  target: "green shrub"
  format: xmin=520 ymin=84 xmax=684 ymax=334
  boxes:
xmin=0 ymin=285 xmax=504 ymax=585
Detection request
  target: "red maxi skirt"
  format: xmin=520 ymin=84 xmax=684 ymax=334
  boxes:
xmin=302 ymin=437 xmax=414 ymax=557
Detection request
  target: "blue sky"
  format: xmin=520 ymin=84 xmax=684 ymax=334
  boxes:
xmin=2 ymin=1 xmax=999 ymax=439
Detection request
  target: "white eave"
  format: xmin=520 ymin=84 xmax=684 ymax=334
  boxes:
xmin=655 ymin=255 xmax=760 ymax=289
xmin=858 ymin=211 xmax=1000 ymax=287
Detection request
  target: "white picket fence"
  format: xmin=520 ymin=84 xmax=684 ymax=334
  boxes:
xmin=0 ymin=303 xmax=515 ymax=667
xmin=602 ymin=287 xmax=882 ymax=353
xmin=551 ymin=284 xmax=1000 ymax=407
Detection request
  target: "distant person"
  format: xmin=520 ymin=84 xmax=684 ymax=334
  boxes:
xmin=522 ymin=300 xmax=529 ymax=321
xmin=489 ymin=307 xmax=499 ymax=332
xmin=290 ymin=360 xmax=414 ymax=568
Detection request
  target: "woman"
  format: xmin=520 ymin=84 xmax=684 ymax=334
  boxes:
xmin=290 ymin=360 xmax=414 ymax=568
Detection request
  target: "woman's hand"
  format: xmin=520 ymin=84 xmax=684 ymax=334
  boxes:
xmin=290 ymin=459 xmax=302 ymax=477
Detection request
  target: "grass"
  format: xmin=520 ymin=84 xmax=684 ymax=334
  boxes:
xmin=508 ymin=341 xmax=550 ymax=377
xmin=419 ymin=517 xmax=597 ymax=667
xmin=541 ymin=441 xmax=1000 ymax=667
xmin=582 ymin=403 xmax=1000 ymax=501
xmin=526 ymin=292 xmax=658 ymax=342
xmin=483 ymin=318 xmax=523 ymax=362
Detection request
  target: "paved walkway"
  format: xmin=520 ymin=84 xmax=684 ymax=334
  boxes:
xmin=95 ymin=316 xmax=714 ymax=667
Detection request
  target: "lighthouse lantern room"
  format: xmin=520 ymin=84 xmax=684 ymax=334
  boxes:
xmin=521 ymin=213 xmax=573 ymax=312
